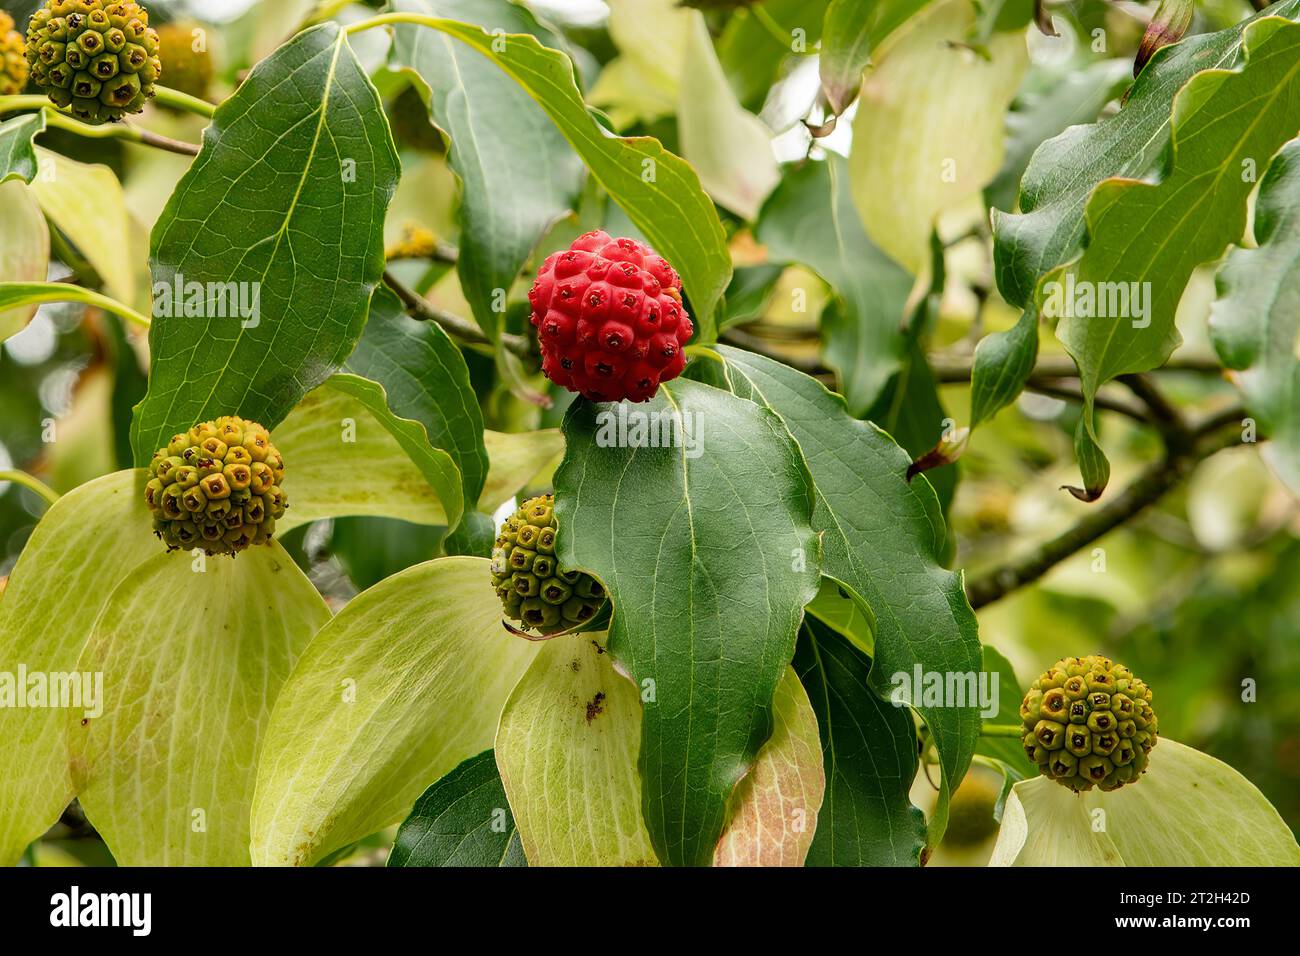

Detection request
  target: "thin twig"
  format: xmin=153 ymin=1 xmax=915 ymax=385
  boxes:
xmin=964 ymin=407 xmax=1247 ymax=609
xmin=382 ymin=270 xmax=533 ymax=358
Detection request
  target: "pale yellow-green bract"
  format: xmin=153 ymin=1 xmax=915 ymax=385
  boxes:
xmin=990 ymin=738 xmax=1300 ymax=866
xmin=249 ymin=556 xmax=540 ymax=866
xmin=0 ymin=181 xmax=49 ymax=342
xmin=70 ymin=543 xmax=330 ymax=866
xmin=30 ymin=148 xmax=143 ymax=311
xmin=497 ymin=645 xmax=824 ymax=867
xmin=274 ymin=383 xmax=563 ymax=531
xmin=849 ymin=0 xmax=1026 ymax=273
xmin=0 ymin=470 xmax=158 ymax=866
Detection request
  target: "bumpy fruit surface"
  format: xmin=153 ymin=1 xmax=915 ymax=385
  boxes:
xmin=0 ymin=12 xmax=28 ymax=96
xmin=528 ymin=230 xmax=693 ymax=403
xmin=144 ymin=416 xmax=287 ymax=556
xmin=153 ymin=21 xmax=209 ymax=101
xmin=1020 ymin=655 xmax=1158 ymax=793
xmin=26 ymin=0 xmax=161 ymax=123
xmin=491 ymin=495 xmax=605 ymax=635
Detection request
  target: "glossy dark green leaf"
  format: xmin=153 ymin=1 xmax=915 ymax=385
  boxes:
xmin=344 ymin=285 xmax=488 ymax=523
xmin=1057 ymin=17 xmax=1300 ymax=497
xmin=756 ymin=157 xmax=912 ymax=415
xmin=389 ymin=750 xmax=526 ymax=867
xmin=717 ymin=345 xmax=981 ymax=845
xmin=795 ymin=618 xmax=926 ymax=866
xmin=381 ymin=11 xmax=731 ymax=339
xmin=131 ymin=23 xmax=399 ymax=463
xmin=969 ymin=305 xmax=1038 ymax=427
xmin=389 ymin=0 xmax=584 ymax=343
xmin=1210 ymin=139 xmax=1300 ymax=496
xmin=992 ymin=1 xmax=1299 ymax=308
xmin=985 ymin=58 xmax=1131 ymax=213
xmin=554 ymin=379 xmax=822 ymax=866
xmin=0 ymin=113 xmax=43 ymax=184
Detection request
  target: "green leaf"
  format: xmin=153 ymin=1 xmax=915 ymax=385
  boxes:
xmin=273 ymin=383 xmax=559 ymax=533
xmin=716 ymin=345 xmax=981 ymax=845
xmin=389 ymin=0 xmax=584 ymax=343
xmin=866 ymin=338 xmax=957 ymax=514
xmin=795 ymin=618 xmax=927 ymax=866
xmin=1055 ymin=17 xmax=1300 ymax=496
xmin=0 ymin=113 xmax=44 ymax=185
xmin=0 ymin=186 xmax=51 ymax=342
xmin=322 ymin=373 xmax=466 ymax=532
xmin=131 ymin=23 xmax=400 ymax=465
xmin=71 ymin=543 xmax=330 ymax=866
xmin=991 ymin=739 xmax=1300 ymax=866
xmin=0 ymin=470 xmax=159 ymax=866
xmin=389 ymin=750 xmax=526 ymax=867
xmin=819 ymin=0 xmax=930 ymax=115
xmin=848 ymin=0 xmax=1025 ymax=273
xmin=985 ymin=58 xmax=1132 ymax=213
xmin=718 ymin=0 xmax=828 ymax=112
xmin=494 ymin=633 xmax=658 ymax=866
xmin=31 ymin=148 xmax=140 ymax=310
xmin=496 ymin=633 xmax=823 ymax=867
xmin=969 ymin=304 xmax=1038 ymax=427
xmin=756 ymin=157 xmax=913 ymax=415
xmin=553 ymin=379 xmax=822 ymax=866
xmin=250 ymin=556 xmax=540 ymax=865
xmin=479 ymin=427 xmax=565 ymax=510
xmin=976 ymin=645 xmax=1032 ymax=774
xmin=343 ymin=284 xmax=488 ymax=523
xmin=678 ymin=12 xmax=779 ymax=220
xmin=1210 ymin=139 xmax=1300 ymax=496
xmin=272 ymin=382 xmax=457 ymax=532
xmin=719 ymin=264 xmax=785 ymax=332
xmin=713 ymin=665 xmax=824 ymax=867
xmin=992 ymin=1 xmax=1300 ymax=308
xmin=380 ymin=12 xmax=732 ymax=340
xmin=0 ymin=282 xmax=151 ymax=334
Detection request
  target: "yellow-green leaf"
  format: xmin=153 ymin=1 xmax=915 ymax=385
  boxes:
xmin=0 ymin=182 xmax=49 ymax=342
xmin=848 ymin=0 xmax=1026 ymax=272
xmin=494 ymin=634 xmax=658 ymax=867
xmin=713 ymin=667 xmax=823 ymax=867
xmin=70 ymin=543 xmax=330 ymax=866
xmin=249 ymin=556 xmax=540 ymax=866
xmin=496 ymin=640 xmax=823 ymax=867
xmin=990 ymin=739 xmax=1300 ymax=866
xmin=273 ymin=383 xmax=562 ymax=532
xmin=30 ymin=148 xmax=140 ymax=310
xmin=0 ymin=470 xmax=158 ymax=866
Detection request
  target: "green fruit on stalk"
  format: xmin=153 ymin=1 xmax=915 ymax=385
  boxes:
xmin=0 ymin=12 xmax=28 ymax=96
xmin=144 ymin=415 xmax=287 ymax=557
xmin=491 ymin=495 xmax=605 ymax=635
xmin=26 ymin=0 xmax=161 ymax=123
xmin=1020 ymin=655 xmax=1158 ymax=793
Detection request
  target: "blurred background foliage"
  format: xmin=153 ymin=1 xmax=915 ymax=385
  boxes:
xmin=1 ymin=0 xmax=1294 ymax=866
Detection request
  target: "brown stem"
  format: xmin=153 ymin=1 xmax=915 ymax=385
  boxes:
xmin=125 ymin=122 xmax=201 ymax=156
xmin=383 ymin=270 xmax=533 ymax=359
xmin=964 ymin=407 xmax=1247 ymax=609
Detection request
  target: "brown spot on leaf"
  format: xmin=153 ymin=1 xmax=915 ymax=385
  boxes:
xmin=585 ymin=691 xmax=606 ymax=723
